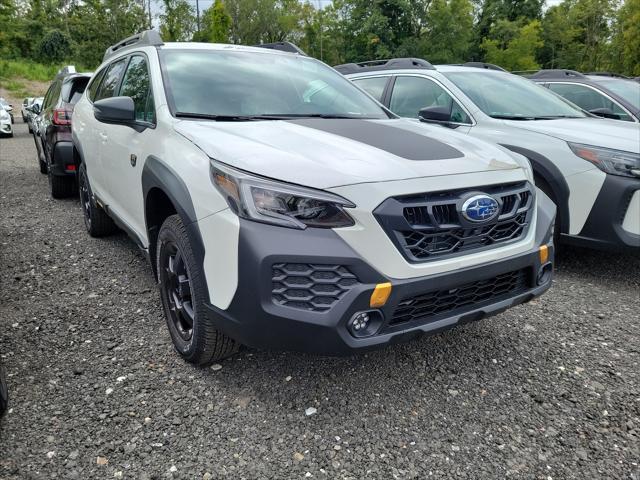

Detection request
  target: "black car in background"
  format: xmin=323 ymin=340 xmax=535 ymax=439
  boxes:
xmin=527 ymin=70 xmax=640 ymax=122
xmin=33 ymin=66 xmax=92 ymax=197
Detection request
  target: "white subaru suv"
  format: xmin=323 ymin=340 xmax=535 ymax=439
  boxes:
xmin=341 ymin=61 xmax=640 ymax=250
xmin=72 ymin=32 xmax=555 ymax=365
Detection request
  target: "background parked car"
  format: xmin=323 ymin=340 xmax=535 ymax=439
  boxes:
xmin=33 ymin=66 xmax=92 ymax=197
xmin=0 ymin=104 xmax=13 ymax=137
xmin=25 ymin=96 xmax=44 ymax=134
xmin=527 ymin=70 xmax=640 ymax=122
xmin=341 ymin=60 xmax=640 ymax=250
xmin=0 ymin=97 xmax=14 ymax=124
xmin=21 ymin=97 xmax=34 ymax=122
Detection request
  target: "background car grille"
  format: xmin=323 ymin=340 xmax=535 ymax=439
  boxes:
xmin=272 ymin=263 xmax=359 ymax=311
xmin=374 ymin=182 xmax=534 ymax=262
xmin=390 ymin=268 xmax=529 ymax=325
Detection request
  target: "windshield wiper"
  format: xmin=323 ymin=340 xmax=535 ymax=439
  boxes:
xmin=490 ymin=114 xmax=583 ymax=120
xmin=175 ymin=112 xmax=262 ymax=121
xmin=175 ymin=112 xmax=382 ymax=121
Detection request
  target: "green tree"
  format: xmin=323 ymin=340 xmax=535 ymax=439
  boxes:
xmin=539 ymin=3 xmax=582 ymax=69
xmin=418 ymin=0 xmax=474 ymax=63
xmin=160 ymin=0 xmax=196 ymax=41
xmin=37 ymin=29 xmax=71 ymax=62
xmin=481 ymin=19 xmax=543 ymax=70
xmin=193 ymin=0 xmax=232 ymax=43
xmin=610 ymin=0 xmax=640 ymax=75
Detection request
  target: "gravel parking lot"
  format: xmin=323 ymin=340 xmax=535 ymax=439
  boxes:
xmin=0 ymin=119 xmax=639 ymax=479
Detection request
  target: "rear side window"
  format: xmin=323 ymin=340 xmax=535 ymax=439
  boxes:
xmin=353 ymin=77 xmax=389 ymax=102
xmin=43 ymin=81 xmax=62 ymax=109
xmin=62 ymin=77 xmax=90 ymax=104
xmin=119 ymin=56 xmax=154 ymax=123
xmin=95 ymin=59 xmax=127 ymax=101
xmin=87 ymin=69 xmax=106 ymax=102
xmin=548 ymin=83 xmax=633 ymax=121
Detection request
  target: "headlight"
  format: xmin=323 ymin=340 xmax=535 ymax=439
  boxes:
xmin=211 ymin=161 xmax=355 ymax=229
xmin=568 ymin=142 xmax=640 ymax=178
xmin=0 ymin=109 xmax=8 ymax=121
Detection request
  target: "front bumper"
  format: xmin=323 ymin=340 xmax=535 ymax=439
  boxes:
xmin=205 ymin=195 xmax=556 ymax=355
xmin=0 ymin=122 xmax=11 ymax=135
xmin=564 ymin=174 xmax=640 ymax=250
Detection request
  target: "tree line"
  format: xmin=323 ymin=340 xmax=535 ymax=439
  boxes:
xmin=0 ymin=0 xmax=638 ymax=75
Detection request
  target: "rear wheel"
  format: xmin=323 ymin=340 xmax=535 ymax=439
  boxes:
xmin=157 ymin=214 xmax=239 ymax=365
xmin=79 ymin=163 xmax=117 ymax=237
xmin=49 ymin=169 xmax=76 ymax=198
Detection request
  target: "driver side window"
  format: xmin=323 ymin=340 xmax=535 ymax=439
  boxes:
xmin=390 ymin=76 xmax=471 ymax=124
xmin=547 ymin=83 xmax=632 ymax=121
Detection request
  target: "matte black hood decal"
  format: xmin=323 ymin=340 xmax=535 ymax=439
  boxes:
xmin=286 ymin=118 xmax=464 ymax=161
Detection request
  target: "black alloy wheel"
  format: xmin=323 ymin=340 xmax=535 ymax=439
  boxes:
xmin=161 ymin=241 xmax=195 ymax=343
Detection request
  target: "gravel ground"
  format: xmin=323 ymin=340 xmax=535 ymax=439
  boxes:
xmin=0 ymin=119 xmax=639 ymax=480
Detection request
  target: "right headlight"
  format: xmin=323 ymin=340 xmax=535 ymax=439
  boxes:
xmin=210 ymin=161 xmax=356 ymax=230
xmin=568 ymin=142 xmax=640 ymax=178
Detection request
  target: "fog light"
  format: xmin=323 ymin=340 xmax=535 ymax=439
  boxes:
xmin=347 ymin=310 xmax=384 ymax=338
xmin=537 ymin=262 xmax=553 ymax=285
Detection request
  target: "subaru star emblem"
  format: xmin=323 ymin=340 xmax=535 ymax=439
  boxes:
xmin=462 ymin=195 xmax=500 ymax=223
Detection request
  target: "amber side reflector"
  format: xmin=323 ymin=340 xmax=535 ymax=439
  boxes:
xmin=370 ymin=282 xmax=392 ymax=308
xmin=539 ymin=245 xmax=549 ymax=263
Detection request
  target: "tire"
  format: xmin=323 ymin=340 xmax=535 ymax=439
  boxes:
xmin=49 ymin=169 xmax=76 ymax=199
xmin=157 ymin=214 xmax=239 ymax=365
xmin=28 ymin=125 xmax=33 ymax=134
xmin=0 ymin=364 xmax=8 ymax=416
xmin=39 ymin=158 xmax=47 ymax=174
xmin=78 ymin=163 xmax=117 ymax=237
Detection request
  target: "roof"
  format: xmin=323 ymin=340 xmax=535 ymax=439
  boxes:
xmin=334 ymin=58 xmax=435 ymax=75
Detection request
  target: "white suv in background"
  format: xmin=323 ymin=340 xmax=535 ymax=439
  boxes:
xmin=341 ymin=61 xmax=640 ymax=250
xmin=72 ymin=32 xmax=555 ymax=365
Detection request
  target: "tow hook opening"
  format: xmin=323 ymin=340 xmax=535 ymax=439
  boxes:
xmin=536 ymin=262 xmax=553 ymax=286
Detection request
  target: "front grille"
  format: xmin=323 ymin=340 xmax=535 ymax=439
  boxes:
xmin=390 ymin=268 xmax=529 ymax=325
xmin=272 ymin=263 xmax=359 ymax=312
xmin=374 ymin=182 xmax=534 ymax=262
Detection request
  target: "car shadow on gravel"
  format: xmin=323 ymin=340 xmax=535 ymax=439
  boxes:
xmin=555 ymin=246 xmax=640 ymax=286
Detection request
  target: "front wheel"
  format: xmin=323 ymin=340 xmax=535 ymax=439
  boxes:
xmin=157 ymin=214 xmax=239 ymax=365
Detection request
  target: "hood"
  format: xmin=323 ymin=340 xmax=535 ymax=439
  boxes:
xmin=175 ymin=118 xmax=523 ymax=189
xmin=503 ymin=117 xmax=640 ymax=153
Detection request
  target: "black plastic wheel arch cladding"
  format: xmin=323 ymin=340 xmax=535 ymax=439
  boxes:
xmin=500 ymin=144 xmax=571 ymax=234
xmin=141 ymin=156 xmax=208 ymax=293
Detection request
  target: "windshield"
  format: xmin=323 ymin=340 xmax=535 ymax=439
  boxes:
xmin=160 ymin=49 xmax=389 ymax=120
xmin=592 ymin=78 xmax=640 ymax=110
xmin=444 ymin=71 xmax=587 ymax=119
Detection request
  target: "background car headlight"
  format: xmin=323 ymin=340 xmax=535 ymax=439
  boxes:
xmin=569 ymin=142 xmax=640 ymax=178
xmin=0 ymin=109 xmax=9 ymax=121
xmin=211 ymin=161 xmax=355 ymax=229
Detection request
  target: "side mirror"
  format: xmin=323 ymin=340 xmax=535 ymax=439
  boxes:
xmin=589 ymin=107 xmax=621 ymax=120
xmin=31 ymin=104 xmax=41 ymax=115
xmin=94 ymin=96 xmax=136 ymax=126
xmin=418 ymin=106 xmax=454 ymax=126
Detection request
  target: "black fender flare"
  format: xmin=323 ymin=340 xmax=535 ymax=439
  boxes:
xmin=500 ymin=144 xmax=570 ymax=234
xmin=141 ymin=156 xmax=208 ymax=298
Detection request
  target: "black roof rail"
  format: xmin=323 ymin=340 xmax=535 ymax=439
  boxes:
xmin=461 ymin=62 xmax=507 ymax=72
xmin=527 ymin=69 xmax=586 ymax=79
xmin=586 ymin=71 xmax=630 ymax=79
xmin=333 ymin=58 xmax=435 ymax=75
xmin=103 ymin=30 xmax=164 ymax=62
xmin=253 ymin=42 xmax=307 ymax=55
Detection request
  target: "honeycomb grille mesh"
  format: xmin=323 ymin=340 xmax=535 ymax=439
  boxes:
xmin=390 ymin=269 xmax=529 ymax=325
xmin=272 ymin=263 xmax=359 ymax=311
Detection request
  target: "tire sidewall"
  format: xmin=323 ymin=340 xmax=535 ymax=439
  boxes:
xmin=157 ymin=216 xmax=207 ymax=363
xmin=78 ymin=164 xmax=93 ymax=231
